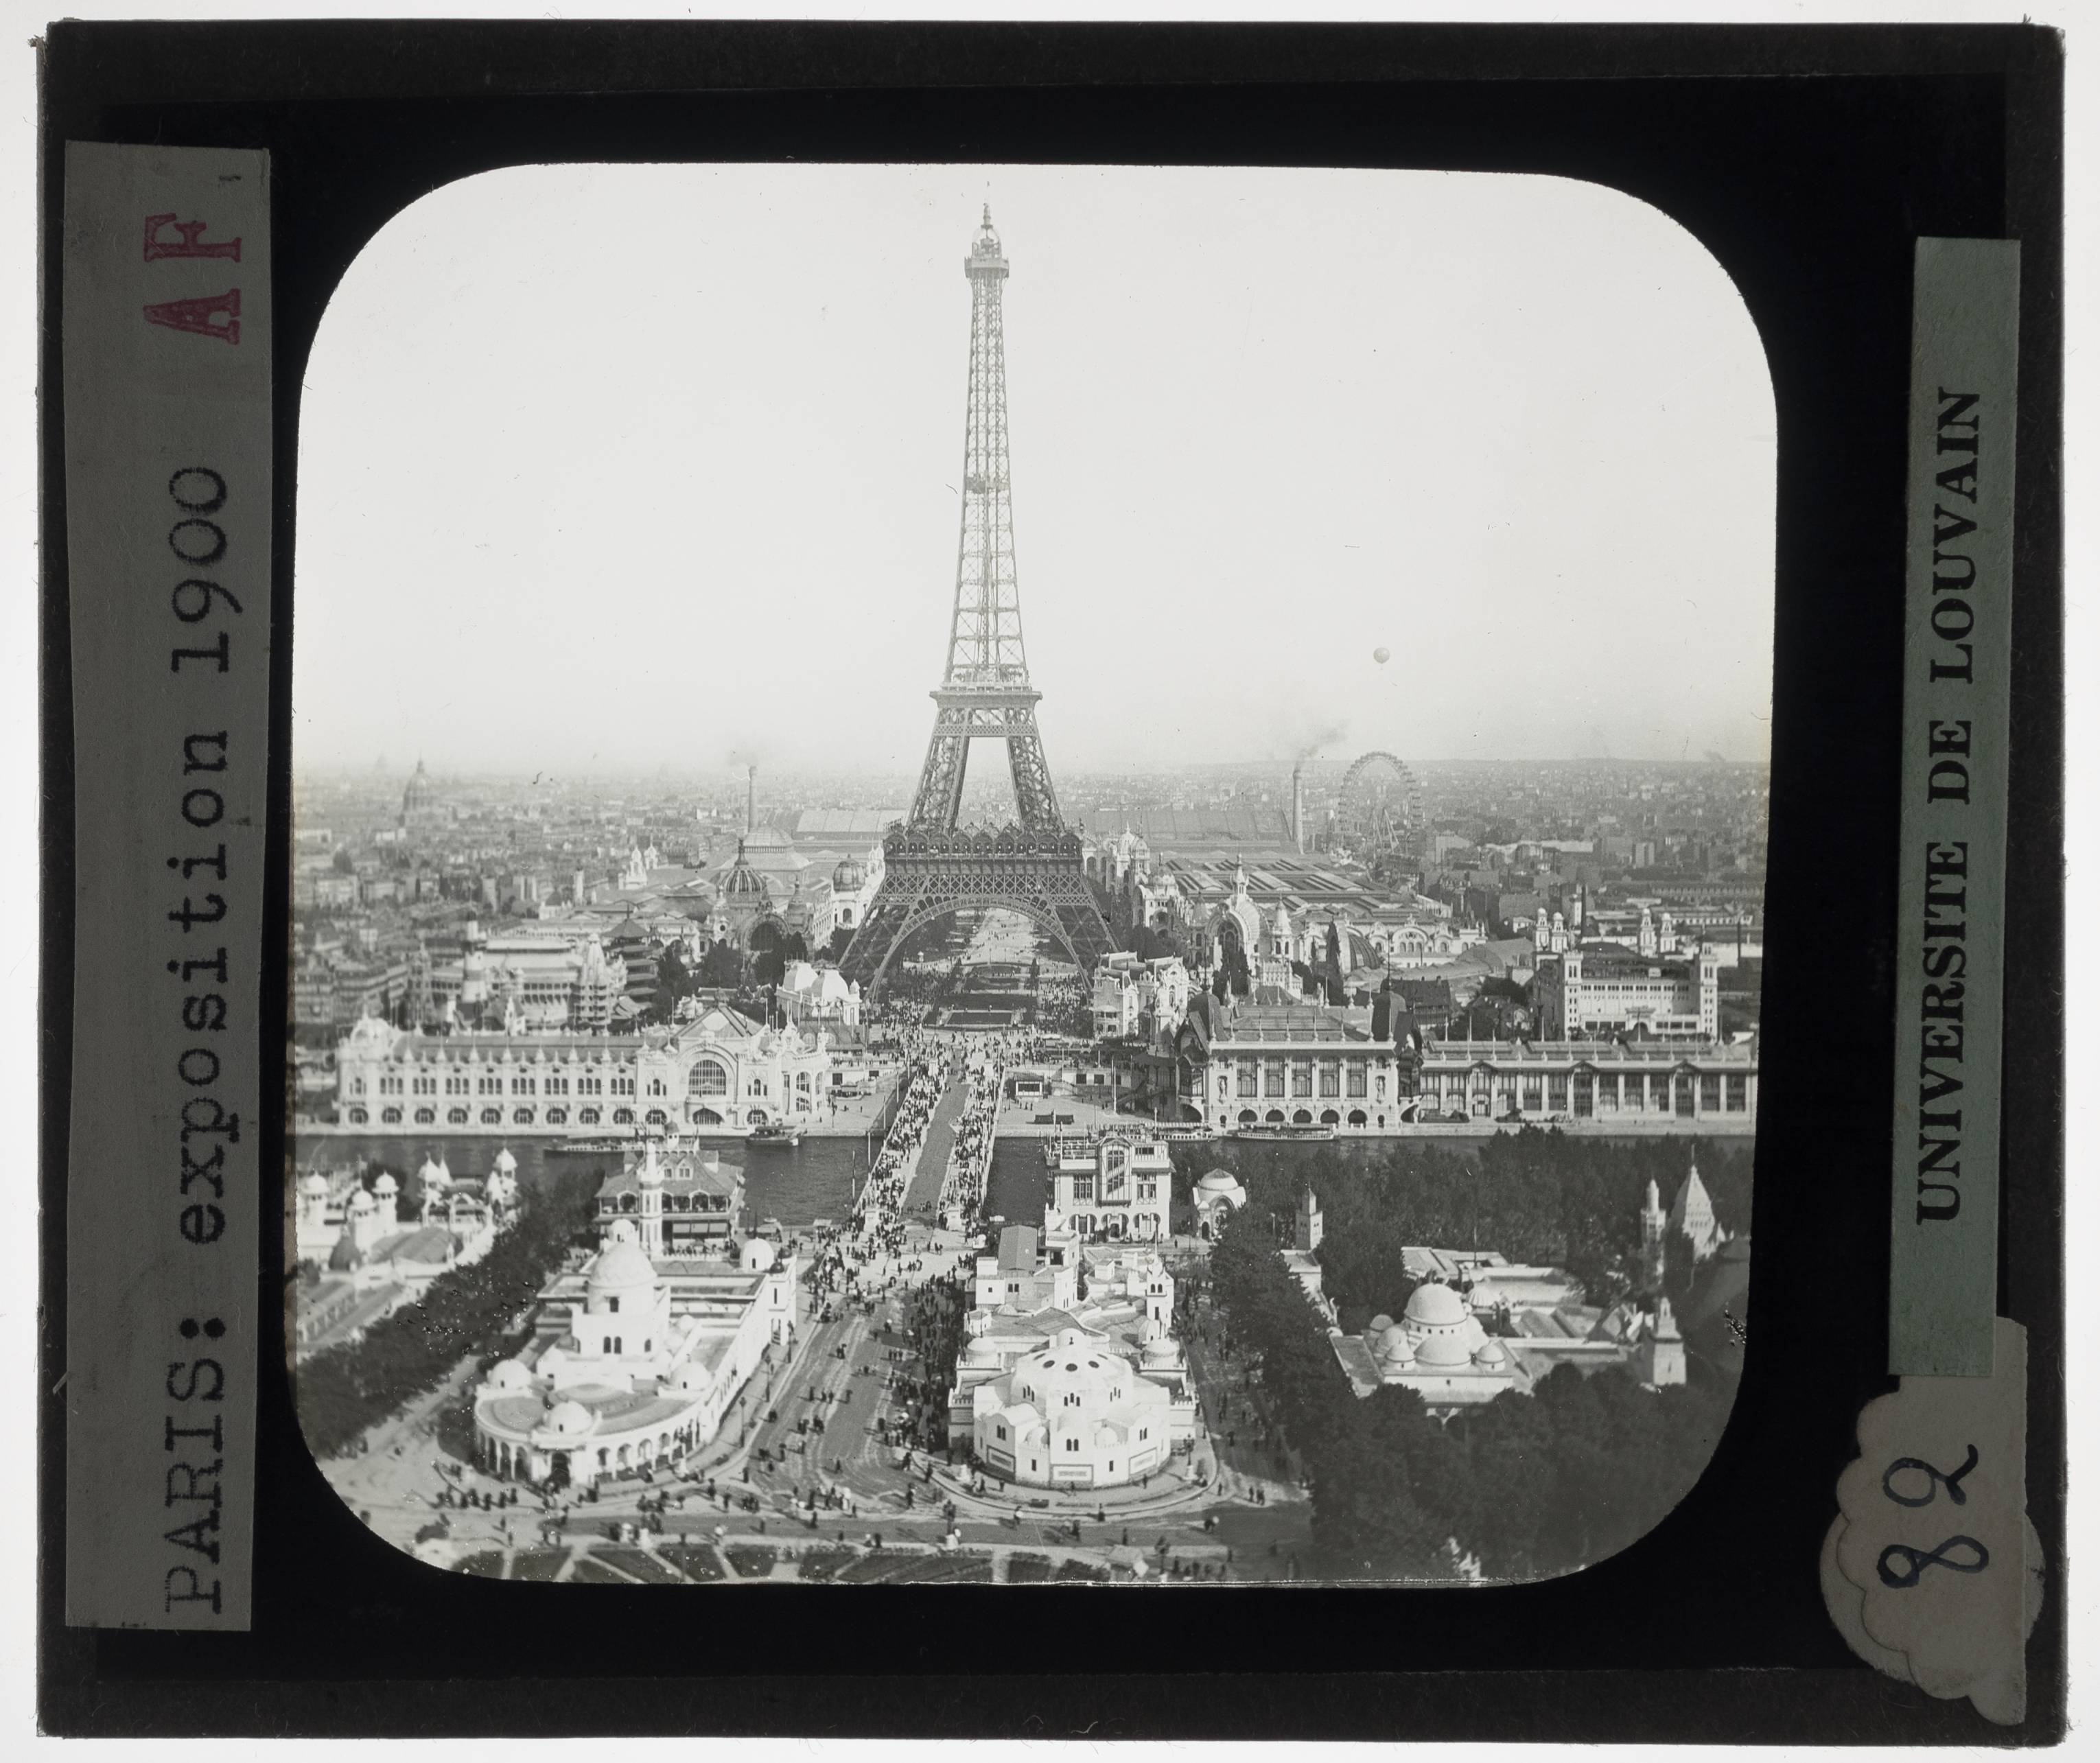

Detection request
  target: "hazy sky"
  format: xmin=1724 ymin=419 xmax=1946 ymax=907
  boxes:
xmin=294 ymin=163 xmax=1775 ymax=777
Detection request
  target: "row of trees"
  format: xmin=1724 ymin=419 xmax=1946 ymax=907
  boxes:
xmin=1204 ymin=1192 xmax=1737 ymax=1583
xmin=294 ymin=1165 xmax=604 ymax=1459
xmin=1189 ymin=1130 xmax=1750 ymax=1327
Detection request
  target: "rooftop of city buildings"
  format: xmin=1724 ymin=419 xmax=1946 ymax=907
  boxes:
xmin=1207 ymin=1003 xmax=1381 ymax=1044
xmin=976 ymin=1305 xmax=1105 ymax=1341
xmin=1071 ymin=808 xmax=1294 ymax=846
xmin=479 ymin=1386 xmax=700 ymax=1438
xmin=595 ymin=1156 xmax=741 ymax=1202
xmin=349 ymin=1027 xmax=647 ymax=1058
xmin=782 ymin=808 xmax=907 ymax=840
xmin=1561 ymin=945 xmax=1706 ymax=978
xmin=1421 ymin=1038 xmax=1754 ymax=1062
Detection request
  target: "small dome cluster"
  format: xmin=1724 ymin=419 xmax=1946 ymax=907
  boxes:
xmin=1373 ymin=1284 xmax=1508 ymax=1373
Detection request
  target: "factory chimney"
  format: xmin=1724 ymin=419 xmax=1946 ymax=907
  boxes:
xmin=746 ymin=764 xmax=756 ymax=836
xmin=1292 ymin=760 xmax=1305 ymax=854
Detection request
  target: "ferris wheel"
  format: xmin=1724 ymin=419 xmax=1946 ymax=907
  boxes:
xmin=1335 ymin=751 xmax=1423 ymax=869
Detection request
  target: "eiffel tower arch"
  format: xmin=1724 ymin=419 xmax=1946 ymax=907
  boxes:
xmin=841 ymin=209 xmax=1114 ymax=996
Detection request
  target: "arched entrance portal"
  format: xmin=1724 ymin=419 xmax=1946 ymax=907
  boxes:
xmin=1214 ymin=917 xmax=1250 ymax=997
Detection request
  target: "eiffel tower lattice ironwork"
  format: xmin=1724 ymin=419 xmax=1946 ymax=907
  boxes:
xmin=841 ymin=208 xmax=1114 ymax=993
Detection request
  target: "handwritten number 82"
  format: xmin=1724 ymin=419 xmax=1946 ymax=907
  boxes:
xmin=1874 ymin=1444 xmax=1988 ymax=1588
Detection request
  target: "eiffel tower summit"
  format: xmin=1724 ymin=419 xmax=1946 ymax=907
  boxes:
xmin=841 ymin=207 xmax=1115 ymax=994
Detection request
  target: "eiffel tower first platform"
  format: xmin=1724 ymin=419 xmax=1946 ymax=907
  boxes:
xmin=841 ymin=209 xmax=1115 ymax=995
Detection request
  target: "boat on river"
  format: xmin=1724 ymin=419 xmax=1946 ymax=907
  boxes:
xmin=745 ymin=1122 xmax=806 ymax=1149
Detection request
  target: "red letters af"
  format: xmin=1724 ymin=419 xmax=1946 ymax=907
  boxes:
xmin=143 ymin=290 xmax=241 ymax=346
xmin=143 ymin=213 xmax=242 ymax=262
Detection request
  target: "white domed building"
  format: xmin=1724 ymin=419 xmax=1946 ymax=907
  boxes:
xmin=828 ymin=853 xmax=869 ymax=931
xmin=294 ymin=1157 xmax=513 ymax=1359
xmin=1362 ymin=1282 xmax=1519 ymax=1408
xmin=778 ymin=959 xmax=863 ymax=1027
xmin=471 ymin=1212 xmax=798 ymax=1490
xmin=971 ymin=1326 xmax=1182 ymax=1490
xmin=950 ymin=1232 xmax=1195 ymax=1474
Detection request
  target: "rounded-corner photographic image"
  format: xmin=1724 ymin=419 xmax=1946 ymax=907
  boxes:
xmin=288 ymin=162 xmax=1771 ymax=1589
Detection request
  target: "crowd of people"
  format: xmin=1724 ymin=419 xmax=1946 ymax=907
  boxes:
xmin=1031 ymin=970 xmax=1095 ymax=1038
xmin=794 ymin=1051 xmax=954 ymax=1312
xmin=936 ymin=1052 xmax=1006 ymax=1231
xmin=897 ymin=1273 xmax=970 ymax=1453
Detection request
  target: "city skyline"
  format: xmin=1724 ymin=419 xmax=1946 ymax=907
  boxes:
xmin=294 ymin=163 xmax=1776 ymax=780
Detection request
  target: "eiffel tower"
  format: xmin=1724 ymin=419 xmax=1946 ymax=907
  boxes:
xmin=841 ymin=208 xmax=1114 ymax=994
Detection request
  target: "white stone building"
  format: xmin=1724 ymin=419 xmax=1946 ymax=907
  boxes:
xmin=968 ymin=1324 xmax=1187 ymax=1491
xmin=1535 ymin=942 xmax=1722 ymax=1041
xmin=1042 ymin=1136 xmax=1173 ymax=1242
xmin=471 ymin=1218 xmax=796 ymax=1488
xmin=950 ymin=1227 xmax=1195 ymax=1488
xmin=435 ymin=922 xmax=628 ymax=1034
xmin=334 ymin=1001 xmax=839 ymax=1136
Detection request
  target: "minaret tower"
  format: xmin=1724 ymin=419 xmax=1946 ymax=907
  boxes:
xmin=1297 ymin=1187 xmax=1325 ymax=1254
xmin=1640 ymin=1176 xmax=1668 ymax=1290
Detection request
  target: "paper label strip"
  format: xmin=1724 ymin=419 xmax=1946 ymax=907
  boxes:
xmin=62 ymin=141 xmax=270 ymax=1629
xmin=1887 ymin=237 xmax=2018 ymax=1378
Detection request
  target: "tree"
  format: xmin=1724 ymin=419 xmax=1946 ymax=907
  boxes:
xmin=294 ymin=1164 xmax=603 ymax=1459
xmin=698 ymin=939 xmax=746 ymax=989
xmin=657 ymin=943 xmax=695 ymax=1012
xmin=1186 ymin=1130 xmax=1751 ymax=1583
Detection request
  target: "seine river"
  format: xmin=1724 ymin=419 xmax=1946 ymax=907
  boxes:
xmin=983 ymin=1137 xmax=1055 ymax=1228
xmin=301 ymin=1132 xmax=874 ymax=1232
